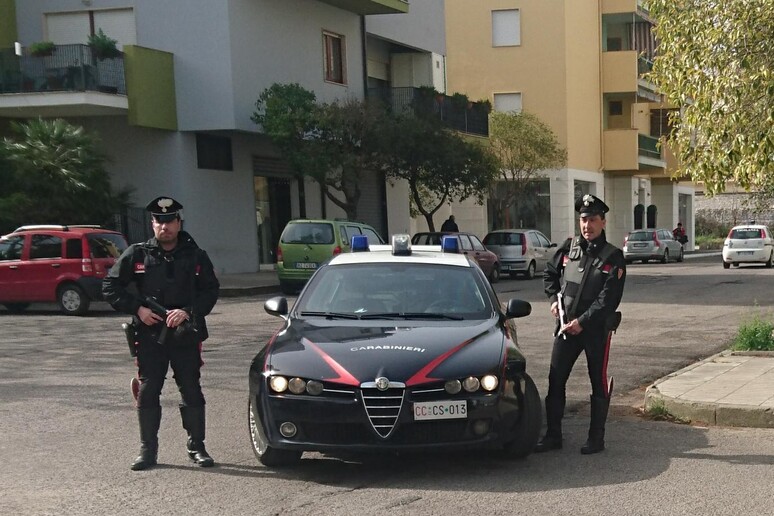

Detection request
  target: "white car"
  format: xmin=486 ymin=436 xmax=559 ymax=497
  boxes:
xmin=722 ymin=224 xmax=774 ymax=269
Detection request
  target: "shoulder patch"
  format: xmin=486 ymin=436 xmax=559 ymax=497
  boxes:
xmin=134 ymin=262 xmax=145 ymax=273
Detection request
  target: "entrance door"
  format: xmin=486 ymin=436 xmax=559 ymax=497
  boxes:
xmin=254 ymin=176 xmax=292 ymax=266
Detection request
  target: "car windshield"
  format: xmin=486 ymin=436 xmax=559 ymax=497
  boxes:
xmin=730 ymin=228 xmax=764 ymax=239
xmin=282 ymin=223 xmax=335 ymax=244
xmin=296 ymin=262 xmax=493 ymax=320
xmin=88 ymin=233 xmax=128 ymax=258
xmin=483 ymin=232 xmax=523 ymax=245
xmin=627 ymin=231 xmax=655 ymax=242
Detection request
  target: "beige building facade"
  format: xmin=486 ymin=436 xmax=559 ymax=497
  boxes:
xmin=442 ymin=0 xmax=695 ymax=249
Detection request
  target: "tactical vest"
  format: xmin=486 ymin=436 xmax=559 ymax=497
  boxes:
xmin=560 ymin=238 xmax=617 ymax=319
xmin=132 ymin=243 xmax=202 ymax=309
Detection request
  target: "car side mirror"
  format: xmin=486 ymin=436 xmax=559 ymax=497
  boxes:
xmin=549 ymin=243 xmax=557 ymax=248
xmin=265 ymin=296 xmax=288 ymax=318
xmin=505 ymin=298 xmax=532 ymax=319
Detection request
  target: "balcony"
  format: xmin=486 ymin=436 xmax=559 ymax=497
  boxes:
xmin=604 ymin=128 xmax=666 ymax=172
xmin=0 ymin=43 xmax=127 ymax=118
xmin=602 ymin=51 xmax=660 ymax=102
xmin=317 ymin=0 xmax=408 ymax=15
xmin=368 ymin=86 xmax=489 ymax=137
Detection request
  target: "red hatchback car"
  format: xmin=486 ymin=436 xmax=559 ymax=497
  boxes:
xmin=411 ymin=231 xmax=500 ymax=282
xmin=0 ymin=225 xmax=128 ymax=315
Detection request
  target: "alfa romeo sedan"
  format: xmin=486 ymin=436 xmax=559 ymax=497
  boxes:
xmin=248 ymin=235 xmax=541 ymax=467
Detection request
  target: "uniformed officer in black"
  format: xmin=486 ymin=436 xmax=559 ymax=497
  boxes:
xmin=103 ymin=196 xmax=220 ymax=470
xmin=536 ymin=194 xmax=626 ymax=454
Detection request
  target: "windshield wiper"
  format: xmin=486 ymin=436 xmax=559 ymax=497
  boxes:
xmin=299 ymin=311 xmax=360 ymax=319
xmin=360 ymin=312 xmax=464 ymax=321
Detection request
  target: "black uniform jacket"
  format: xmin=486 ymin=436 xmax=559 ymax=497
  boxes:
xmin=102 ymin=231 xmax=220 ymax=341
xmin=543 ymin=232 xmax=626 ymax=332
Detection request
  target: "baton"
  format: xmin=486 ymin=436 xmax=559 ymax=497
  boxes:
xmin=556 ymin=292 xmax=568 ymax=340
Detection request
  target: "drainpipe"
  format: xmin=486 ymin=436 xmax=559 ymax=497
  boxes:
xmin=361 ymin=15 xmax=368 ymax=96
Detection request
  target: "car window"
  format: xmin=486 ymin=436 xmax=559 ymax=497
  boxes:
xmin=730 ymin=228 xmax=764 ymax=239
xmin=470 ymin=235 xmax=486 ymax=251
xmin=458 ymin=234 xmax=473 ymax=251
xmin=66 ymin=238 xmax=83 ymax=258
xmin=343 ymin=225 xmax=362 ymax=246
xmin=298 ymin=263 xmax=492 ymax=318
xmin=30 ymin=234 xmax=62 ymax=259
xmin=528 ymin=232 xmax=541 ymax=247
xmin=536 ymin=232 xmax=551 ymax=247
xmin=627 ymin=231 xmax=654 ymax=242
xmin=88 ymin=233 xmax=128 ymax=258
xmin=0 ymin=235 xmax=24 ymax=261
xmin=412 ymin=234 xmax=442 ymax=245
xmin=360 ymin=227 xmax=383 ymax=245
xmin=281 ymin=223 xmax=334 ymax=244
xmin=483 ymin=232 xmax=523 ymax=246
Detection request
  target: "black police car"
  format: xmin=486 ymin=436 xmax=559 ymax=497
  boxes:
xmin=248 ymin=235 xmax=541 ymax=466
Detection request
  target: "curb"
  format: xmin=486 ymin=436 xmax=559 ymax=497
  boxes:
xmin=644 ymin=350 xmax=774 ymax=428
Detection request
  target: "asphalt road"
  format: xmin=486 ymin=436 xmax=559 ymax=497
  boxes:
xmin=2 ymin=256 xmax=773 ymax=515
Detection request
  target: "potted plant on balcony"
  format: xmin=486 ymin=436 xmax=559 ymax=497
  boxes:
xmin=29 ymin=41 xmax=55 ymax=57
xmin=88 ymin=29 xmax=121 ymax=60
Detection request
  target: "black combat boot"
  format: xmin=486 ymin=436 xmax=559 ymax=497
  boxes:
xmin=534 ymin=396 xmax=564 ymax=452
xmin=131 ymin=406 xmax=161 ymax=471
xmin=180 ymin=406 xmax=214 ymax=467
xmin=581 ymin=395 xmax=610 ymax=455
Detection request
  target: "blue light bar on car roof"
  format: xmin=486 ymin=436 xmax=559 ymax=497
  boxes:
xmin=441 ymin=235 xmax=459 ymax=253
xmin=351 ymin=235 xmax=370 ymax=252
xmin=392 ymin=234 xmax=412 ymax=255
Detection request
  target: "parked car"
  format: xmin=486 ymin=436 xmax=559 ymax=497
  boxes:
xmin=482 ymin=229 xmax=555 ymax=279
xmin=411 ymin=232 xmax=500 ymax=282
xmin=722 ymin=224 xmax=774 ymax=269
xmin=623 ymin=228 xmax=684 ymax=264
xmin=248 ymin=234 xmax=540 ymax=467
xmin=276 ymin=219 xmax=384 ymax=294
xmin=0 ymin=225 xmax=128 ymax=315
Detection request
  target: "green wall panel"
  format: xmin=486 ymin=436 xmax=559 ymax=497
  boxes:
xmin=0 ymin=0 xmax=18 ymax=48
xmin=124 ymin=45 xmax=177 ymax=131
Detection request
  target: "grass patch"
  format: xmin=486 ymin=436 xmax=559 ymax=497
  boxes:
xmin=641 ymin=399 xmax=690 ymax=424
xmin=695 ymin=235 xmax=725 ymax=250
xmin=731 ymin=313 xmax=774 ymax=351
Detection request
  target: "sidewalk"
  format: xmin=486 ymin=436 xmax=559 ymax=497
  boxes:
xmin=645 ymin=351 xmax=774 ymax=428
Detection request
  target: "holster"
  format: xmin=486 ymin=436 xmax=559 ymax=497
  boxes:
xmin=122 ymin=320 xmax=138 ymax=357
xmin=606 ymin=311 xmax=622 ymax=332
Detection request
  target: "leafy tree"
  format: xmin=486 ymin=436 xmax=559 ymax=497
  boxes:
xmin=648 ymin=0 xmax=774 ymax=195
xmin=379 ymin=114 xmax=498 ymax=231
xmin=0 ymin=118 xmax=131 ymax=234
xmin=488 ymin=111 xmax=566 ymax=228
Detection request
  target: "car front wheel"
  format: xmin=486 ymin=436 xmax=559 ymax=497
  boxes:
xmin=503 ymin=372 xmax=542 ymax=458
xmin=248 ymin=398 xmax=302 ymax=467
xmin=57 ymin=284 xmax=89 ymax=315
xmin=522 ymin=261 xmax=536 ymax=280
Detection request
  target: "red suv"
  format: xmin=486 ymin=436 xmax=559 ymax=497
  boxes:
xmin=0 ymin=225 xmax=128 ymax=315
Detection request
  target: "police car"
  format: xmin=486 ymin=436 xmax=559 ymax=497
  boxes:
xmin=248 ymin=234 xmax=541 ymax=467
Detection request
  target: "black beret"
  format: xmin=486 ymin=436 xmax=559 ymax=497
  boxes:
xmin=575 ymin=194 xmax=609 ymax=216
xmin=145 ymin=196 xmax=183 ymax=222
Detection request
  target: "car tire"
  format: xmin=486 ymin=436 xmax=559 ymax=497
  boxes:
xmin=489 ymin=263 xmax=500 ymax=283
xmin=661 ymin=249 xmax=669 ymax=264
xmin=4 ymin=303 xmax=31 ymax=314
xmin=248 ymin=398 xmax=302 ymax=467
xmin=503 ymin=372 xmax=542 ymax=459
xmin=677 ymin=248 xmax=684 ymax=263
xmin=57 ymin=283 xmax=89 ymax=316
xmin=723 ymin=261 xmax=730 ymax=269
xmin=522 ymin=261 xmax=536 ymax=280
xmin=766 ymin=252 xmax=773 ymax=268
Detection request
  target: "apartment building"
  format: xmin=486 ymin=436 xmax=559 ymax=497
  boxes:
xmin=0 ymin=0 xmax=447 ymax=273
xmin=444 ymin=0 xmax=695 ymax=248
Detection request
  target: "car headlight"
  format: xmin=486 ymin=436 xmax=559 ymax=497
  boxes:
xmin=462 ymin=376 xmax=480 ymax=392
xmin=269 ymin=375 xmax=288 ymax=393
xmin=306 ymin=380 xmax=324 ymax=395
xmin=480 ymin=374 xmax=499 ymax=392
xmin=288 ymin=377 xmax=306 ymax=394
xmin=445 ymin=379 xmax=462 ymax=394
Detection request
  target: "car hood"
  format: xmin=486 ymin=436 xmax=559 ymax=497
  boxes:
xmin=265 ymin=318 xmax=505 ymax=387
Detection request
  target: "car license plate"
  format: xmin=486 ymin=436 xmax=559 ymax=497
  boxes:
xmin=633 ymin=243 xmax=646 ymax=248
xmin=413 ymin=400 xmax=467 ymax=421
xmin=738 ymin=251 xmax=754 ymax=255
xmin=295 ymin=262 xmax=318 ymax=269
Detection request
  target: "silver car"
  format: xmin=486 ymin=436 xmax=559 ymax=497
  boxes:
xmin=482 ymin=229 xmax=555 ymax=279
xmin=623 ymin=228 xmax=684 ymax=264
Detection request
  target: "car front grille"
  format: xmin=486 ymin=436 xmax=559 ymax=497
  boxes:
xmin=361 ymin=386 xmax=404 ymax=438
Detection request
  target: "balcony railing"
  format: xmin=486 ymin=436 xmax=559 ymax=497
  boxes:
xmin=0 ymin=44 xmax=125 ymax=95
xmin=368 ymin=86 xmax=489 ymax=137
xmin=638 ymin=133 xmax=661 ymax=159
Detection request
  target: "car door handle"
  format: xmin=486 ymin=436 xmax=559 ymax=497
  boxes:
xmin=51 ymin=263 xmax=61 ymax=268
xmin=9 ymin=265 xmax=19 ymax=269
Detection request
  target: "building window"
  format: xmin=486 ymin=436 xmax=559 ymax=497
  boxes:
xmin=196 ymin=133 xmax=233 ymax=171
xmin=492 ymin=9 xmax=521 ymax=47
xmin=323 ymin=31 xmax=346 ymax=84
xmin=609 ymin=100 xmax=623 ymax=116
xmin=493 ymin=92 xmax=522 ymax=113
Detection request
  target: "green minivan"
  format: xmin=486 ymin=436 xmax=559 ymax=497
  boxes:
xmin=276 ymin=219 xmax=384 ymax=293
